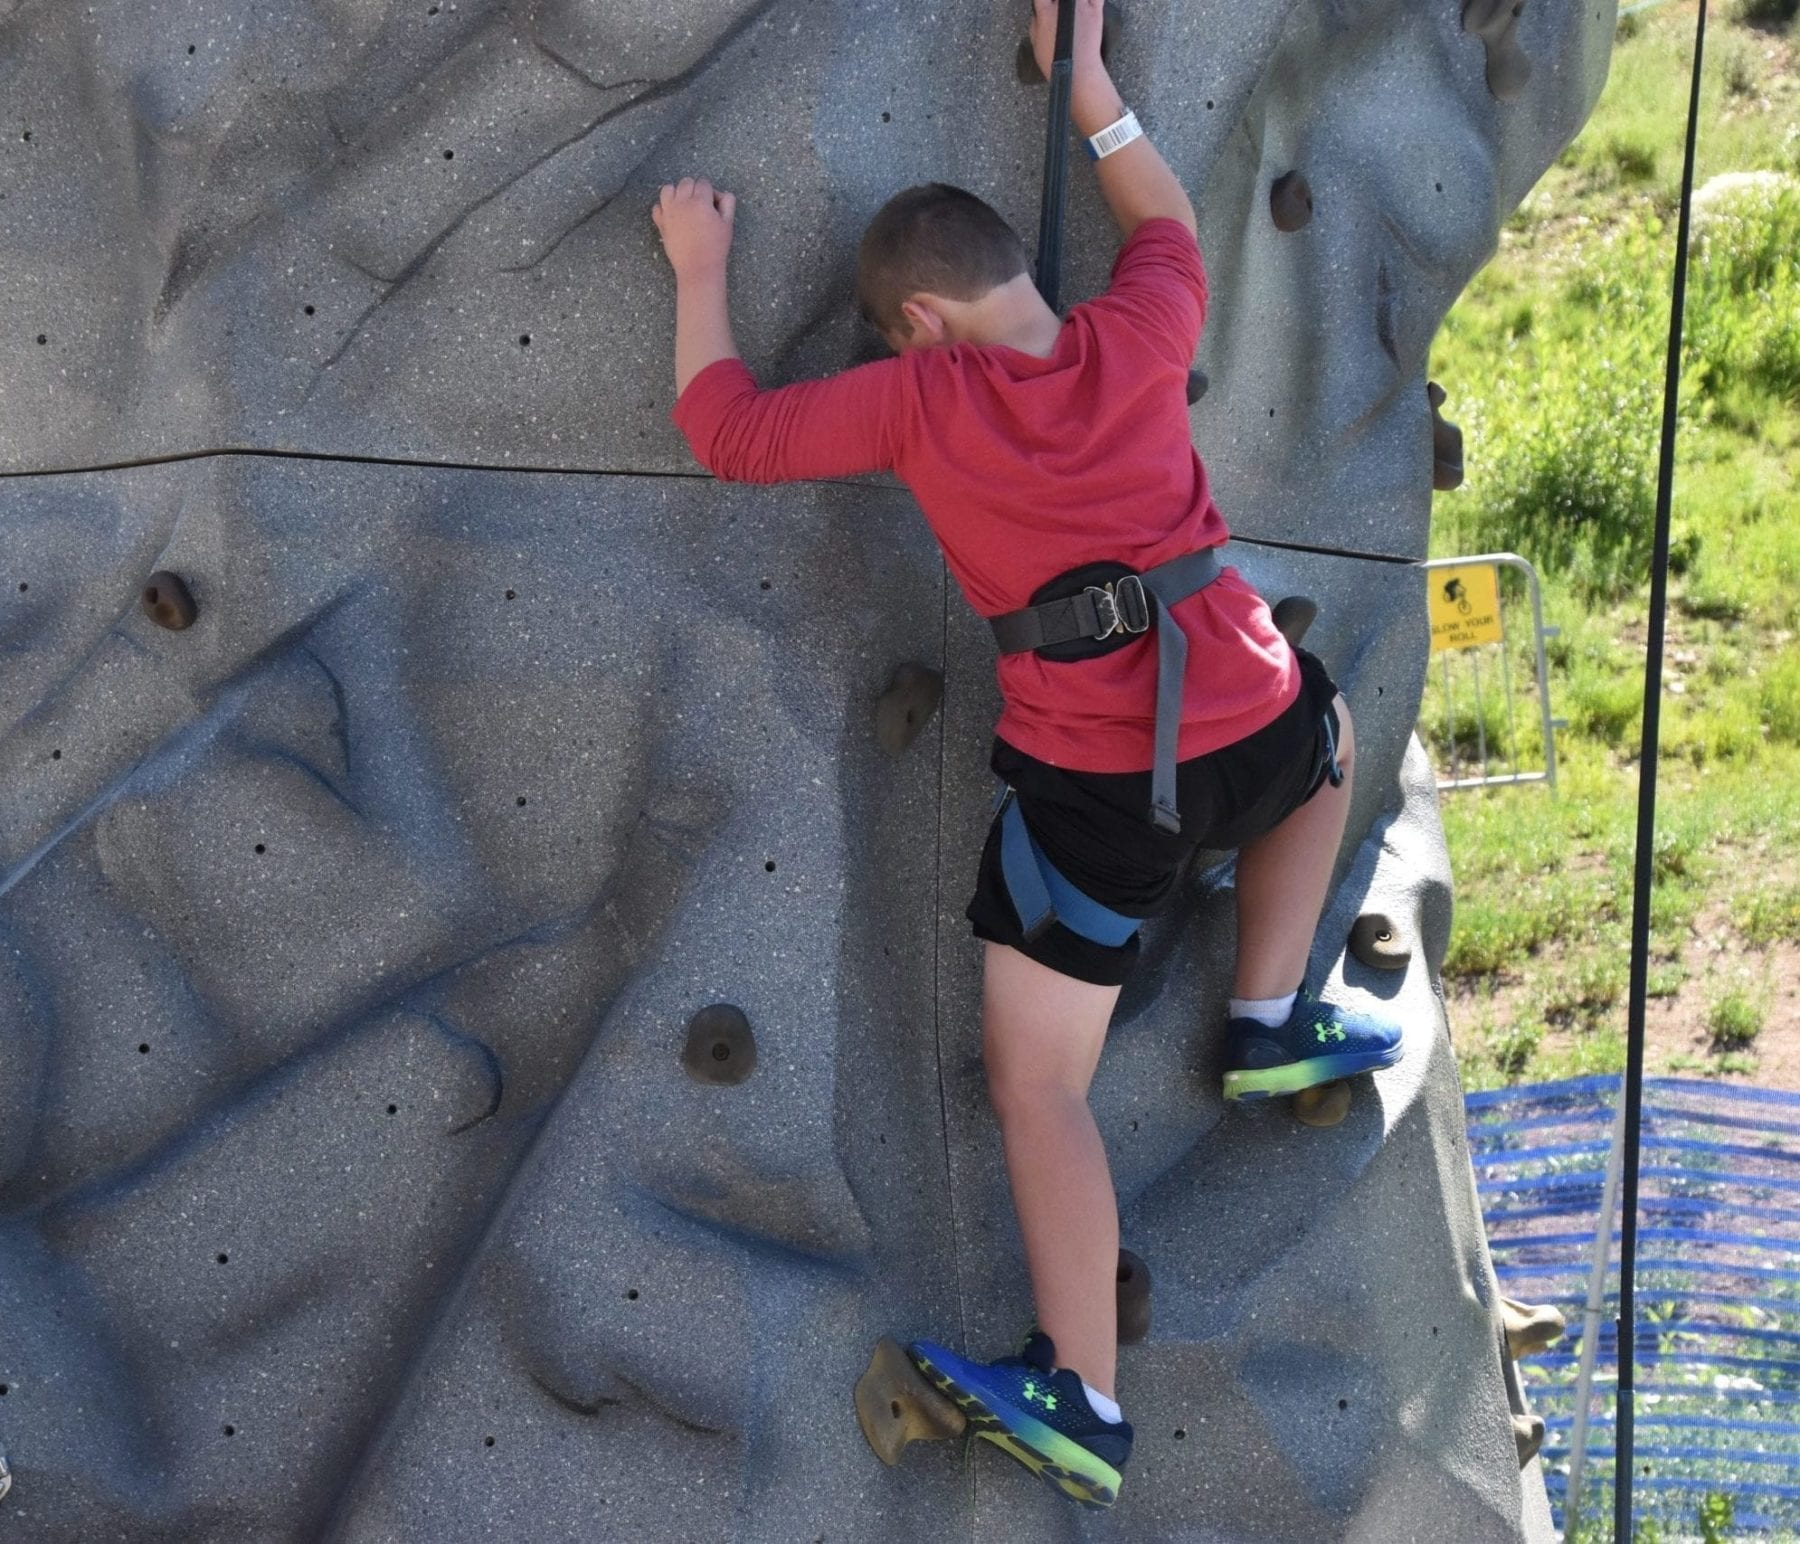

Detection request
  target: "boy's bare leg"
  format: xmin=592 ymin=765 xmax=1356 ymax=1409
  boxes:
xmin=1233 ymin=694 xmax=1357 ymax=1001
xmin=981 ymin=940 xmax=1122 ymax=1399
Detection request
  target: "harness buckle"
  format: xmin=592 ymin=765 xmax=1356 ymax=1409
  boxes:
xmin=1084 ymin=575 xmax=1152 ymax=640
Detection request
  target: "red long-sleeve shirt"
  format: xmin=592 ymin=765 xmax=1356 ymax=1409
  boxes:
xmin=672 ymin=219 xmax=1298 ymax=771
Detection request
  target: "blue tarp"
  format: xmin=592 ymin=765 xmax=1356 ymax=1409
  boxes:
xmin=1468 ymin=1076 xmax=1800 ymax=1537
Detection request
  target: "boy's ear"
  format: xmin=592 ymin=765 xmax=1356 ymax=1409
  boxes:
xmin=897 ymin=297 xmax=948 ymax=349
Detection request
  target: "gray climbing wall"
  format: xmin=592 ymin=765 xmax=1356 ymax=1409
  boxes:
xmin=0 ymin=1 xmax=1611 ymax=1538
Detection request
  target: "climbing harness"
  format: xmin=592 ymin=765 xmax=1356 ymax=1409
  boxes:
xmin=997 ymin=789 xmax=1141 ymax=947
xmin=1616 ymin=3 xmax=1708 ymax=1538
xmin=990 ymin=546 xmax=1227 ymax=834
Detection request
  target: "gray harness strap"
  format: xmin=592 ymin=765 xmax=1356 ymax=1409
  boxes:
xmin=988 ymin=545 xmax=1227 ymax=835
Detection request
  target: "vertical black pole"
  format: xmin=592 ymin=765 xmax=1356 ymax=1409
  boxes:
xmin=1035 ymin=0 xmax=1079 ymax=311
xmin=1615 ymin=2 xmax=1706 ymax=1539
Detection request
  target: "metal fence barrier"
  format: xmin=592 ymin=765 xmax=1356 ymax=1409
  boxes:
xmin=1468 ymin=1076 xmax=1800 ymax=1539
xmin=1422 ymin=552 xmax=1565 ymax=794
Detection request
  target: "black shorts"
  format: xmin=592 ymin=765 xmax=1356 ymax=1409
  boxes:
xmin=965 ymin=649 xmax=1342 ymax=987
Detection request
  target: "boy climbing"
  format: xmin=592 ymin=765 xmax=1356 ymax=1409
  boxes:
xmin=652 ymin=0 xmax=1403 ymax=1510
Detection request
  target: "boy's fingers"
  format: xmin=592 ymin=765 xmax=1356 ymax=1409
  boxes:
xmin=677 ymin=176 xmax=695 ymax=198
xmin=717 ymin=191 xmax=737 ymax=224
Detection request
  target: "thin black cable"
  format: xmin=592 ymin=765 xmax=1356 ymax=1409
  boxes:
xmin=1034 ymin=0 xmax=1078 ymax=310
xmin=1616 ymin=1 xmax=1707 ymax=1537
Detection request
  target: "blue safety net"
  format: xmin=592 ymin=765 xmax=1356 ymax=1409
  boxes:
xmin=1467 ymin=1076 xmax=1800 ymax=1538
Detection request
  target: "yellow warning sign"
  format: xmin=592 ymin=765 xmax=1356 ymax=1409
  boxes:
xmin=1429 ymin=563 xmax=1503 ymax=654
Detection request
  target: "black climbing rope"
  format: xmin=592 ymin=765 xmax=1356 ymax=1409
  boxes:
xmin=1033 ymin=0 xmax=1079 ymax=310
xmin=1616 ymin=1 xmax=1707 ymax=1537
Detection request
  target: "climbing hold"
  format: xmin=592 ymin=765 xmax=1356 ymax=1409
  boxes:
xmin=875 ymin=663 xmax=944 ymax=756
xmin=1293 ymin=1080 xmax=1350 ymax=1128
xmin=854 ymin=1337 xmax=966 ymax=1464
xmin=1512 ymin=1410 xmax=1545 ymax=1467
xmin=1270 ymin=595 xmax=1318 ymax=649
xmin=1461 ymin=0 xmax=1532 ymax=101
xmin=681 ymin=1004 xmax=757 ymax=1086
xmin=1016 ymin=1 xmax=1122 ymax=83
xmin=1427 ymin=381 xmax=1464 ymax=492
xmin=1348 ymin=913 xmax=1410 ymax=971
xmin=1269 ymin=171 xmax=1314 ymax=232
xmin=1500 ymin=1296 xmax=1565 ymax=1360
xmin=1117 ymin=1248 xmax=1152 ymax=1344
xmin=141 ymin=571 xmax=197 ymax=631
xmin=1185 ymin=367 xmax=1208 ymax=405
xmin=0 ymin=1451 xmax=9 ymax=1503
xmin=1498 ymin=1320 xmax=1545 ymax=1466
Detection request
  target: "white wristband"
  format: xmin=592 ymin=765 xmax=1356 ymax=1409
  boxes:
xmin=1085 ymin=109 xmax=1143 ymax=161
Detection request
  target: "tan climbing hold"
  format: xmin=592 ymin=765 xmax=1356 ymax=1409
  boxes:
xmin=1348 ymin=913 xmax=1410 ymax=971
xmin=1293 ymin=1080 xmax=1351 ymax=1128
xmin=1512 ymin=1410 xmax=1545 ymax=1467
xmin=141 ymin=571 xmax=197 ymax=631
xmin=1270 ymin=595 xmax=1318 ymax=649
xmin=1462 ymin=0 xmax=1533 ymax=101
xmin=1501 ymin=1296 xmax=1566 ymax=1360
xmin=875 ymin=663 xmax=943 ymax=756
xmin=854 ymin=1337 xmax=966 ymax=1465
xmin=1428 ymin=381 xmax=1465 ymax=492
xmin=1269 ymin=171 xmax=1314 ymax=232
xmin=1117 ymin=1248 xmax=1152 ymax=1344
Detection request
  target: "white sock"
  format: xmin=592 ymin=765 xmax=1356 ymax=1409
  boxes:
xmin=1082 ymin=1381 xmax=1123 ymax=1425
xmin=1230 ymin=991 xmax=1297 ymax=1028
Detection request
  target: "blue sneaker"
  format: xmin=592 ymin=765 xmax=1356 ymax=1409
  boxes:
xmin=1222 ymin=990 xmax=1403 ymax=1099
xmin=906 ymin=1331 xmax=1131 ymax=1508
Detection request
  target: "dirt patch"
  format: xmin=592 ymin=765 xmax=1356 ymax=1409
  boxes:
xmin=1447 ymin=901 xmax=1800 ymax=1088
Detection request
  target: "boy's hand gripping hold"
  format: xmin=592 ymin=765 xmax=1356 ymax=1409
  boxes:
xmin=652 ymin=177 xmax=742 ymax=394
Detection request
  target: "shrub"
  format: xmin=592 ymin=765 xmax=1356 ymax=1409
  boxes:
xmin=1687 ymin=183 xmax=1800 ymax=407
xmin=1764 ymin=635 xmax=1800 ymax=742
xmin=1729 ymin=0 xmax=1798 ymax=24
xmin=1707 ymin=987 xmax=1764 ymax=1049
xmin=1736 ymin=883 xmax=1800 ymax=945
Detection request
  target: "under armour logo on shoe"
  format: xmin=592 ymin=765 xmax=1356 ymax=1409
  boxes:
xmin=1316 ymin=1020 xmax=1347 ymax=1044
xmin=1023 ymin=1379 xmax=1058 ymax=1411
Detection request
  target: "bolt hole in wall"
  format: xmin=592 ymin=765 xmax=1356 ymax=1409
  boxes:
xmin=386 ymin=1103 xmax=398 ymax=1115
xmin=518 ymin=333 xmax=530 ymax=347
xmin=303 ymin=304 xmax=315 ymax=315
xmin=764 ymin=859 xmax=776 ymax=872
xmin=484 ymin=1436 xmax=495 ymax=1447
xmin=217 ymin=1253 xmax=229 ymax=1264
xmin=187 ymin=43 xmax=195 ymax=53
xmin=36 ymin=334 xmax=47 ymax=345
xmin=223 ymin=1425 xmax=236 ymax=1437
xmin=137 ymin=1042 xmax=150 ymax=1054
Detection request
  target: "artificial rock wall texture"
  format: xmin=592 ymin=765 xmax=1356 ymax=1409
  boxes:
xmin=0 ymin=1 xmax=1610 ymax=1539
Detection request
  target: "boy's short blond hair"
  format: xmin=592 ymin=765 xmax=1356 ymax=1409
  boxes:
xmin=856 ymin=183 xmax=1029 ymax=336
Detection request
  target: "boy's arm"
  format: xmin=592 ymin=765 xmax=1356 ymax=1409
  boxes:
xmin=1030 ymin=0 xmax=1197 ymax=238
xmin=654 ymin=178 xmax=905 ymax=482
xmin=653 ymin=178 xmax=742 ymax=395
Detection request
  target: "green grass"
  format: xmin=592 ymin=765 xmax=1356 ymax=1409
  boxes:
xmin=1429 ymin=3 xmax=1800 ymax=1093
